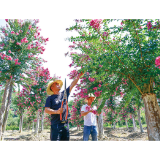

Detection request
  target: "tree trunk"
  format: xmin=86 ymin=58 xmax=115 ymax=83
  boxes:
xmin=96 ymin=117 xmax=99 ymax=135
xmin=112 ymin=111 xmax=116 ymax=129
xmin=19 ymin=109 xmax=23 ymax=133
xmin=112 ymin=121 xmax=116 ymax=129
xmin=40 ymin=110 xmax=44 ymax=132
xmin=35 ymin=110 xmax=40 ymax=135
xmin=2 ymin=81 xmax=13 ymax=133
xmin=142 ymin=93 xmax=160 ymax=141
xmin=98 ymin=110 xmax=104 ymax=139
xmin=32 ymin=120 xmax=34 ymax=133
xmin=77 ymin=125 xmax=79 ymax=131
xmin=0 ymin=79 xmax=11 ymax=140
xmin=19 ymin=112 xmax=23 ymax=133
xmin=132 ymin=114 xmax=137 ymax=132
xmin=97 ymin=99 xmax=104 ymax=139
xmin=138 ymin=108 xmax=144 ymax=133
xmin=125 ymin=118 xmax=128 ymax=129
xmin=28 ymin=123 xmax=30 ymax=131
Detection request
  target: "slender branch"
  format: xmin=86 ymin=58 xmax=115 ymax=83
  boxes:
xmin=127 ymin=56 xmax=137 ymax=67
xmin=104 ymin=69 xmax=143 ymax=97
xmin=128 ymin=75 xmax=143 ymax=95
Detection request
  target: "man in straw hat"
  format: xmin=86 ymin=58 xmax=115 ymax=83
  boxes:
xmin=81 ymin=93 xmax=99 ymax=141
xmin=45 ymin=73 xmax=83 ymax=141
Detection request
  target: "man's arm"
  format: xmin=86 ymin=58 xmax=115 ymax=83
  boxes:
xmin=45 ymin=107 xmax=63 ymax=114
xmin=81 ymin=110 xmax=92 ymax=116
xmin=69 ymin=72 xmax=84 ymax=93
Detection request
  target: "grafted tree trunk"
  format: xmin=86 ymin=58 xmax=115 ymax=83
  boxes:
xmin=0 ymin=79 xmax=11 ymax=140
xmin=2 ymin=81 xmax=13 ymax=133
xmin=142 ymin=93 xmax=160 ymax=141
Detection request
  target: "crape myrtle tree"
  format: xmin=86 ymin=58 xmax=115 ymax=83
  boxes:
xmin=14 ymin=67 xmax=56 ymax=134
xmin=13 ymin=66 xmax=49 ymax=133
xmin=0 ymin=19 xmax=49 ymax=140
xmin=66 ymin=19 xmax=160 ymax=141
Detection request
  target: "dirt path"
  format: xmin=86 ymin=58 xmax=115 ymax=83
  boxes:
xmin=2 ymin=127 xmax=148 ymax=141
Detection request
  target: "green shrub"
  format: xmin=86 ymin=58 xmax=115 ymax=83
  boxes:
xmin=6 ymin=125 xmax=19 ymax=130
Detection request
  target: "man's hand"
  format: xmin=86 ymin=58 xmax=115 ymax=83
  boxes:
xmin=69 ymin=72 xmax=84 ymax=93
xmin=78 ymin=72 xmax=84 ymax=78
xmin=89 ymin=109 xmax=94 ymax=113
xmin=45 ymin=107 xmax=63 ymax=115
xmin=56 ymin=108 xmax=63 ymax=114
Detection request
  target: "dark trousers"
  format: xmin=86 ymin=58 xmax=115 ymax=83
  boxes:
xmin=50 ymin=122 xmax=69 ymax=141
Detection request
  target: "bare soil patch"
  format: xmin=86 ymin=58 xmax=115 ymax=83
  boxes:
xmin=3 ymin=127 xmax=148 ymax=141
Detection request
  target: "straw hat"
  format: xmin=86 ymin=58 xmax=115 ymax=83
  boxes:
xmin=88 ymin=93 xmax=96 ymax=99
xmin=46 ymin=80 xmax=63 ymax=95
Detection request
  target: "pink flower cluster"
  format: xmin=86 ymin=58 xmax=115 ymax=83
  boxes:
xmin=68 ymin=70 xmax=78 ymax=79
xmin=122 ymin=78 xmax=128 ymax=85
xmin=93 ymin=84 xmax=101 ymax=91
xmin=27 ymin=44 xmax=32 ymax=50
xmin=155 ymin=56 xmax=160 ymax=68
xmin=90 ymin=19 xmax=102 ymax=30
xmin=85 ymin=105 xmax=91 ymax=111
xmin=92 ymin=110 xmax=97 ymax=115
xmin=103 ymin=32 xmax=109 ymax=37
xmin=88 ymin=77 xmax=95 ymax=82
xmin=16 ymin=42 xmax=21 ymax=46
xmin=147 ymin=21 xmax=152 ymax=30
xmin=0 ymin=43 xmax=5 ymax=47
xmin=70 ymin=105 xmax=78 ymax=121
xmin=0 ymin=52 xmax=12 ymax=61
xmin=94 ymin=91 xmax=102 ymax=97
xmin=29 ymin=25 xmax=32 ymax=30
xmin=93 ymin=87 xmax=97 ymax=90
xmin=120 ymin=92 xmax=124 ymax=97
xmin=14 ymin=58 xmax=21 ymax=65
xmin=21 ymin=37 xmax=28 ymax=43
xmin=69 ymin=61 xmax=74 ymax=68
xmin=77 ymin=88 xmax=88 ymax=98
xmin=85 ymin=106 xmax=97 ymax=115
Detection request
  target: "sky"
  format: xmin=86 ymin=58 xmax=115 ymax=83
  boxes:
xmin=0 ymin=18 xmax=80 ymax=101
xmin=38 ymin=19 xmax=80 ymax=100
